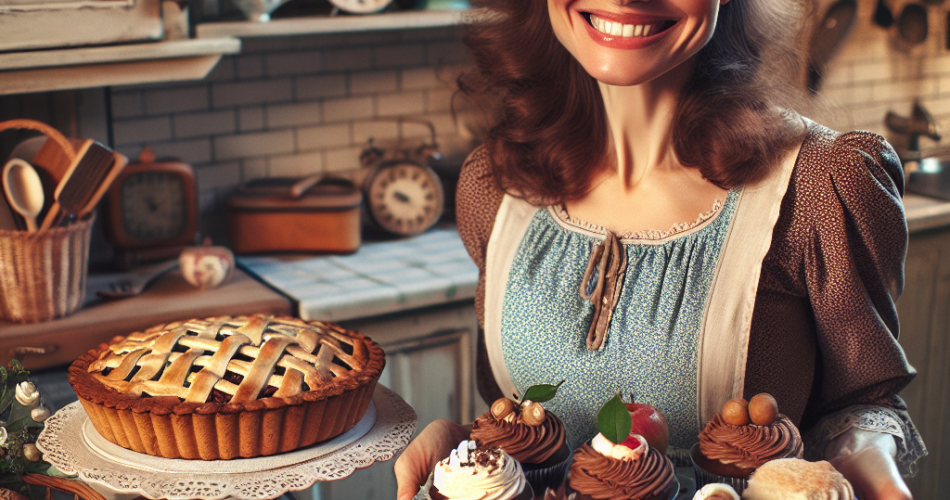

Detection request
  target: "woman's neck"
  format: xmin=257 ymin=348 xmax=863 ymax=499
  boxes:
xmin=598 ymin=60 xmax=693 ymax=191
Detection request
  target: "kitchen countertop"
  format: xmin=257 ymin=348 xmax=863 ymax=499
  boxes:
xmin=0 ymin=269 xmax=292 ymax=370
xmin=903 ymin=193 xmax=950 ymax=234
xmin=239 ymin=227 xmax=478 ymax=322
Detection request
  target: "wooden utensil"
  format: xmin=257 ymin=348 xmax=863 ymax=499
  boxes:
xmin=2 ymin=158 xmax=45 ymax=232
xmin=40 ymin=140 xmax=127 ymax=231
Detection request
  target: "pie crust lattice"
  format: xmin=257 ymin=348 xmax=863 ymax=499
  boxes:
xmin=88 ymin=315 xmax=367 ymax=404
xmin=69 ymin=314 xmax=385 ymax=460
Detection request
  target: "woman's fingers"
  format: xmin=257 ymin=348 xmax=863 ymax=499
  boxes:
xmin=394 ymin=419 xmax=471 ymax=500
xmin=830 ymin=446 xmax=912 ymax=500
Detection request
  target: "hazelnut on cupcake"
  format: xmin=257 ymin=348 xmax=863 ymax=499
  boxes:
xmin=471 ymin=382 xmax=571 ymax=493
xmin=567 ymin=395 xmax=678 ymax=500
xmin=690 ymin=393 xmax=804 ymax=493
xmin=427 ymin=440 xmax=533 ymax=500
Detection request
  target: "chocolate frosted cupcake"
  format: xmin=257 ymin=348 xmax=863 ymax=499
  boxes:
xmin=568 ymin=434 xmax=678 ymax=500
xmin=427 ymin=440 xmax=533 ymax=500
xmin=691 ymin=394 xmax=803 ymax=493
xmin=472 ymin=392 xmax=572 ymax=492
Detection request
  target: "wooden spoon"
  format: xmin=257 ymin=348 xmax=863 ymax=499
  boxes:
xmin=2 ymin=158 xmax=45 ymax=232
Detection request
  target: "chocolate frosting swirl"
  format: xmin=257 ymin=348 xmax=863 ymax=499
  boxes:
xmin=698 ymin=414 xmax=804 ymax=470
xmin=471 ymin=410 xmax=565 ymax=464
xmin=569 ymin=444 xmax=676 ymax=500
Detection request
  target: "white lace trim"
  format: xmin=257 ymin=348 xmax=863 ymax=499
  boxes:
xmin=36 ymin=386 xmax=417 ymax=500
xmin=803 ymin=405 xmax=928 ymax=477
xmin=553 ymin=198 xmax=725 ymax=242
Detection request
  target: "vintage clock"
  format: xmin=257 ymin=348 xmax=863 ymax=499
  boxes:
xmin=328 ymin=0 xmax=392 ymax=14
xmin=358 ymin=119 xmax=445 ymax=236
xmin=104 ymin=147 xmax=198 ymax=268
xmin=363 ymin=160 xmax=444 ymax=236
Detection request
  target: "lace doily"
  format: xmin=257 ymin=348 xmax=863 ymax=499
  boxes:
xmin=37 ymin=385 xmax=417 ymax=500
xmin=803 ymin=404 xmax=927 ymax=477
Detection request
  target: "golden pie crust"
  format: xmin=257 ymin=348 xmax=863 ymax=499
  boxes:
xmin=68 ymin=314 xmax=384 ymax=460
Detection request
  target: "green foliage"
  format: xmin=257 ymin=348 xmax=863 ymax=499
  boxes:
xmin=0 ymin=360 xmax=57 ymax=495
xmin=597 ymin=393 xmax=632 ymax=445
xmin=520 ymin=380 xmax=565 ymax=404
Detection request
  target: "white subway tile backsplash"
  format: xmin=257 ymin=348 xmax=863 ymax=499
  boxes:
xmin=374 ymin=43 xmax=426 ymax=68
xmin=214 ymin=130 xmax=295 ymax=161
xmin=350 ymin=71 xmax=399 ymax=95
xmin=401 ymin=67 xmax=440 ymax=91
xmin=426 ymin=89 xmax=455 ymax=113
xmin=297 ymin=124 xmax=351 ymax=150
xmin=851 ymin=60 xmax=892 ymax=85
xmin=239 ymin=106 xmax=265 ymax=131
xmin=418 ymin=112 xmax=459 ymax=137
xmin=114 ymin=116 xmax=172 ymax=145
xmin=241 ymin=37 xmax=295 ymax=54
xmin=266 ymin=50 xmax=323 ymax=77
xmin=144 ymin=87 xmax=209 ymax=115
xmin=111 ymin=92 xmax=144 ymax=119
xmin=242 ymin=158 xmax=269 ymax=180
xmin=353 ymin=120 xmax=400 ymax=144
xmin=400 ymin=27 xmax=458 ymax=42
xmin=426 ymin=40 xmax=469 ymax=65
xmin=174 ymin=110 xmax=237 ymax=139
xmin=150 ymin=138 xmax=213 ymax=165
xmin=237 ymin=55 xmax=265 ymax=80
xmin=296 ymin=74 xmax=348 ymax=100
xmin=325 ymin=146 xmax=364 ymax=172
xmin=377 ymin=91 xmax=425 ymax=117
xmin=212 ymin=79 xmax=293 ymax=108
xmin=269 ymin=151 xmax=324 ymax=177
xmin=196 ymin=162 xmax=242 ymax=190
xmin=205 ymin=57 xmax=236 ymax=82
xmin=324 ymin=96 xmax=374 ymax=123
xmin=267 ymin=101 xmax=322 ymax=128
xmin=324 ymin=47 xmax=374 ymax=72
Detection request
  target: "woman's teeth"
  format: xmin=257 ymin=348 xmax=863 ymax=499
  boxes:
xmin=589 ymin=14 xmax=663 ymax=38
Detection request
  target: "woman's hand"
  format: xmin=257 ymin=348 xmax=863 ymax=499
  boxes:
xmin=395 ymin=419 xmax=471 ymax=500
xmin=827 ymin=432 xmax=912 ymax=500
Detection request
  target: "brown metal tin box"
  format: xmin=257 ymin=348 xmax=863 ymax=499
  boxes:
xmin=227 ymin=177 xmax=362 ymax=254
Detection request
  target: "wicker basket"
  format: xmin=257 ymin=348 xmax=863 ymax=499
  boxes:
xmin=0 ymin=214 xmax=93 ymax=323
xmin=0 ymin=119 xmax=89 ymax=324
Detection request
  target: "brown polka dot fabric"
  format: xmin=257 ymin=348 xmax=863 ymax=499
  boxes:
xmin=455 ymin=121 xmax=916 ymax=438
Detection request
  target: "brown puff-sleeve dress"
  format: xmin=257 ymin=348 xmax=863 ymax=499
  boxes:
xmin=456 ymin=120 xmax=926 ymax=474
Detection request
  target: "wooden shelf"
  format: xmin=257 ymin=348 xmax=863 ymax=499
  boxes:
xmin=196 ymin=8 xmax=469 ymax=39
xmin=0 ymin=38 xmax=241 ymax=95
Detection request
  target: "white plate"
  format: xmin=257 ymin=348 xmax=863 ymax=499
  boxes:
xmin=38 ymin=385 xmax=417 ymax=500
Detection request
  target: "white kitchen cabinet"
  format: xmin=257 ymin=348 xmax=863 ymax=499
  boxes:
xmin=296 ymin=300 xmax=485 ymax=500
xmin=898 ymin=226 xmax=950 ymax=500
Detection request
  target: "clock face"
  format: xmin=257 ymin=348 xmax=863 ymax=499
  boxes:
xmin=367 ymin=162 xmax=444 ymax=236
xmin=121 ymin=171 xmax=186 ymax=241
xmin=328 ymin=0 xmax=392 ymax=13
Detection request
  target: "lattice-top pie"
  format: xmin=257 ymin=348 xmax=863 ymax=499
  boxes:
xmin=69 ymin=314 xmax=385 ymax=460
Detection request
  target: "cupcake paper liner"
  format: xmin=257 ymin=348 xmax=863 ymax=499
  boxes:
xmin=522 ymin=444 xmax=573 ymax=494
xmin=689 ymin=443 xmax=749 ymax=495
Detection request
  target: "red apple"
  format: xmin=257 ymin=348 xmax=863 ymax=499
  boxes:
xmin=625 ymin=402 xmax=669 ymax=455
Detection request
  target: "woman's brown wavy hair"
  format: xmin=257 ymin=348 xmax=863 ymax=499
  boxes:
xmin=459 ymin=0 xmax=809 ymax=203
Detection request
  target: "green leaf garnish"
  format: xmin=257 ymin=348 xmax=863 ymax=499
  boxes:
xmin=597 ymin=393 xmax=632 ymax=445
xmin=520 ymin=380 xmax=564 ymax=404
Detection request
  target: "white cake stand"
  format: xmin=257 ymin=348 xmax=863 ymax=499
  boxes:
xmin=37 ymin=385 xmax=417 ymax=500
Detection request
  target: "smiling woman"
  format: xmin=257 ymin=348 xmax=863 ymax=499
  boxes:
xmin=394 ymin=1 xmax=925 ymax=499
xmin=457 ymin=0 xmax=807 ymax=204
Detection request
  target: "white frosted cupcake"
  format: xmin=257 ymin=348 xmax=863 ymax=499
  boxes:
xmin=427 ymin=440 xmax=534 ymax=500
